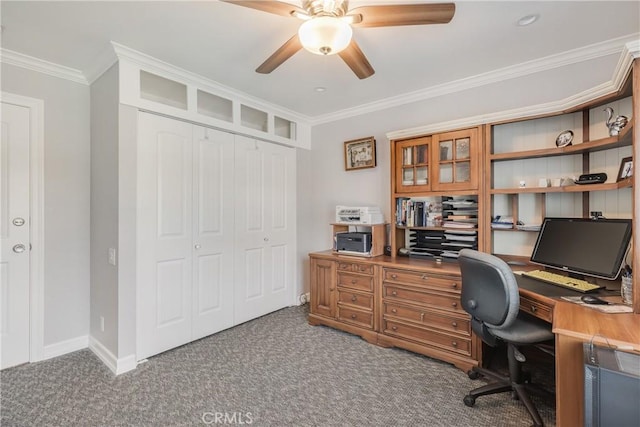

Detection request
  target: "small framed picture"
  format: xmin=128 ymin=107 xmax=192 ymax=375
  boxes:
xmin=616 ymin=156 xmax=633 ymax=182
xmin=344 ymin=137 xmax=376 ymax=171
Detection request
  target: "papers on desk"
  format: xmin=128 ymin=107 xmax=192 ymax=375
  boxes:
xmin=561 ymin=296 xmax=633 ymax=313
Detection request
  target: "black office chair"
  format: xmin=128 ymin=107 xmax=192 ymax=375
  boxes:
xmin=458 ymin=249 xmax=554 ymax=427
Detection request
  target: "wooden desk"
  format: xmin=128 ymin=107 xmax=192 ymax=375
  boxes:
xmin=515 ymin=275 xmax=640 ymax=427
xmin=553 ymin=300 xmax=640 ymax=427
xmin=309 ymin=253 xmax=638 ymax=426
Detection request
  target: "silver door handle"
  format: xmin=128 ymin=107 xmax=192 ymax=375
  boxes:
xmin=13 ymin=244 xmax=26 ymax=253
xmin=12 ymin=217 xmax=25 ymax=226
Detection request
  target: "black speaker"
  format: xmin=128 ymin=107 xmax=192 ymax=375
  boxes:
xmin=575 ymin=173 xmax=607 ymax=185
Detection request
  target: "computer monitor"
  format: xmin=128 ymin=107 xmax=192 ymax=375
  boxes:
xmin=530 ymin=217 xmax=632 ymax=280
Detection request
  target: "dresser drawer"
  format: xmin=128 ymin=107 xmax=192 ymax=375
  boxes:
xmin=383 ymin=284 xmax=464 ymax=313
xmin=337 ymin=272 xmax=374 ymax=292
xmin=384 ymin=302 xmax=470 ymax=336
xmin=520 ymin=295 xmax=553 ymax=323
xmin=337 ymin=261 xmax=374 ymax=275
xmin=338 ymin=306 xmax=374 ymax=330
xmin=383 ymin=319 xmax=471 ymax=356
xmin=384 ymin=268 xmax=460 ymax=293
xmin=338 ymin=290 xmax=373 ymax=310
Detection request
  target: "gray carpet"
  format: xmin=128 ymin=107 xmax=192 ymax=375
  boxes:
xmin=1 ymin=305 xmax=555 ymax=426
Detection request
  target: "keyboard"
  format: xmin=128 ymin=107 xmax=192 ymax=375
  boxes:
xmin=522 ymin=270 xmax=603 ymax=293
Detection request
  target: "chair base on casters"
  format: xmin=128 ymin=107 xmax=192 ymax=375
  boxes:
xmin=463 ymin=344 xmax=550 ymax=427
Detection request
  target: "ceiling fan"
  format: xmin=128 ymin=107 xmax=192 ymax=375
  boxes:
xmin=222 ymin=0 xmax=455 ymax=79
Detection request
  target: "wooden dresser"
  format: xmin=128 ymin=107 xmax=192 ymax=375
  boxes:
xmin=309 ymin=250 xmax=481 ymax=372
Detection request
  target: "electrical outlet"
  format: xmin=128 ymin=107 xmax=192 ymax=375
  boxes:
xmin=100 ymin=316 xmax=105 ymax=332
xmin=108 ymin=248 xmax=117 ymax=266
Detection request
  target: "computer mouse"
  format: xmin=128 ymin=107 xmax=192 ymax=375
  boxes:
xmin=580 ymin=295 xmax=609 ymax=305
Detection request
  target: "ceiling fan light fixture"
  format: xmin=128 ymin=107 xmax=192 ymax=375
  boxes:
xmin=298 ymin=16 xmax=353 ymax=56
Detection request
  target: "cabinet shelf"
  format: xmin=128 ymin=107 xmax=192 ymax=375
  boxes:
xmin=490 ymin=124 xmax=632 ymax=162
xmin=395 ymin=225 xmax=477 ymax=232
xmin=491 ymin=178 xmax=632 ymax=194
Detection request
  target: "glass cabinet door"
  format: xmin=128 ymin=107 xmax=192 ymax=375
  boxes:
xmin=396 ymin=136 xmax=431 ymax=193
xmin=433 ymin=129 xmax=478 ymax=191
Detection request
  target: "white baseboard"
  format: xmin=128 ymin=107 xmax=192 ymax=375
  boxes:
xmin=42 ymin=335 xmax=88 ymax=360
xmin=89 ymin=336 xmax=137 ymax=375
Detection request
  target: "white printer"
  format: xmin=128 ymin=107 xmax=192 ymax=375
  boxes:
xmin=335 ymin=206 xmax=384 ymax=224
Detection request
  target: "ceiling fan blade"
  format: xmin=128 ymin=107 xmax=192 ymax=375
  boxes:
xmin=256 ymin=34 xmax=303 ymax=74
xmin=350 ymin=3 xmax=455 ymax=27
xmin=221 ymin=1 xmax=304 ymax=18
xmin=338 ymin=39 xmax=375 ymax=80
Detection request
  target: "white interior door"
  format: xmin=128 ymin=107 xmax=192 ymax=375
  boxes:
xmin=234 ymin=136 xmax=296 ymax=324
xmin=137 ymin=112 xmax=194 ymax=360
xmin=191 ymin=126 xmax=235 ymax=340
xmin=1 ymin=102 xmax=31 ymax=369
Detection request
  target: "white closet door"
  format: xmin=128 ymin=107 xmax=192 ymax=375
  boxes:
xmin=191 ymin=126 xmax=235 ymax=340
xmin=137 ymin=112 xmax=194 ymax=360
xmin=234 ymin=136 xmax=296 ymax=324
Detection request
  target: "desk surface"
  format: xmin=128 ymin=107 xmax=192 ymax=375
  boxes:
xmin=516 ymin=272 xmax=624 ymax=307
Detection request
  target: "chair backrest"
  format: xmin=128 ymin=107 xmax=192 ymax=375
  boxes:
xmin=458 ymin=249 xmax=520 ymax=334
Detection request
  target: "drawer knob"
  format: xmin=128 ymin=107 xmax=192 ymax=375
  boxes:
xmin=391 ymin=308 xmax=397 ymax=314
xmin=421 ymin=274 xmax=429 ymax=280
xmin=351 ymin=279 xmax=357 ymax=284
xmin=391 ymin=290 xmax=398 ymax=296
xmin=451 ymin=283 xmax=458 ymax=289
xmin=451 ymin=302 xmax=457 ymax=308
xmin=391 ymin=274 xmax=398 ymax=279
xmin=392 ymin=326 xmax=398 ymax=331
xmin=351 ymin=314 xmax=357 ymax=319
xmin=531 ymin=305 xmax=537 ymax=312
xmin=329 ymin=287 xmax=335 ymax=292
xmin=420 ymin=312 xmax=425 ymax=322
xmin=451 ymin=321 xmax=458 ymax=328
xmin=359 ymin=266 xmax=366 ymax=271
xmin=452 ymin=341 xmax=458 ymax=347
xmin=351 ymin=295 xmax=357 ymax=302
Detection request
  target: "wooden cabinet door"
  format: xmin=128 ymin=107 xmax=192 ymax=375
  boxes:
xmin=431 ymin=128 xmax=479 ymax=191
xmin=395 ymin=136 xmax=431 ymax=193
xmin=310 ymin=257 xmax=336 ymax=318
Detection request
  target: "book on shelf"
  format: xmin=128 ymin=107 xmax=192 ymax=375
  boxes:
xmin=446 ymin=214 xmax=477 ymax=220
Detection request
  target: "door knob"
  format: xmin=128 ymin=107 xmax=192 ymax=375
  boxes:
xmin=194 ymin=244 xmax=201 ymax=250
xmin=264 ymin=237 xmax=269 ymax=242
xmin=12 ymin=217 xmax=25 ymax=226
xmin=13 ymin=244 xmax=26 ymax=253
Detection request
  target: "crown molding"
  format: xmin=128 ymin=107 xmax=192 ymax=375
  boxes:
xmin=316 ymin=33 xmax=639 ymax=127
xmin=0 ymin=48 xmax=88 ymax=85
xmin=386 ymin=39 xmax=640 ymax=140
xmin=84 ymin=46 xmax=118 ymax=85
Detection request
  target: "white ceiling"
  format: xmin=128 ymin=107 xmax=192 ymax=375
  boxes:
xmin=2 ymin=1 xmax=639 ymax=121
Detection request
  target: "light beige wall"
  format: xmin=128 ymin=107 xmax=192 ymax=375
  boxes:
xmin=2 ymin=63 xmax=91 ymax=346
xmin=90 ymin=64 xmax=119 ymax=354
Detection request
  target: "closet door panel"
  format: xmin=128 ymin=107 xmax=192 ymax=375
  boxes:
xmin=191 ymin=126 xmax=235 ymax=340
xmin=137 ymin=112 xmax=193 ymax=360
xmin=235 ymin=136 xmax=296 ymax=324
